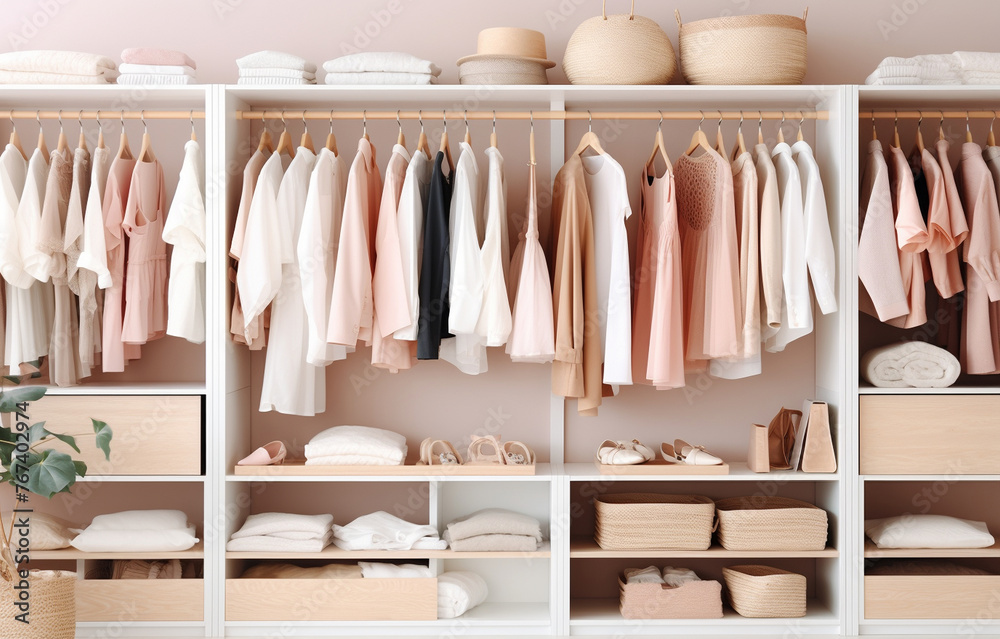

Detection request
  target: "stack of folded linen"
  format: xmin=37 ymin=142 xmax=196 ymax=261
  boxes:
xmin=438 ymin=572 xmax=489 ymax=619
xmin=118 ymin=47 xmax=197 ymax=85
xmin=323 ymin=52 xmax=441 ymax=85
xmin=304 ymin=425 xmax=408 ymax=466
xmin=70 ymin=510 xmax=199 ymax=552
xmin=226 ymin=512 xmax=333 ymax=553
xmin=443 ymin=508 xmax=543 ymax=552
xmin=237 ymin=50 xmax=316 ymax=85
xmin=865 ymin=54 xmax=961 ymax=85
xmin=0 ymin=50 xmax=117 ymax=84
xmin=333 ymin=511 xmax=447 ymax=551
xmin=955 ymin=51 xmax=1000 ymax=84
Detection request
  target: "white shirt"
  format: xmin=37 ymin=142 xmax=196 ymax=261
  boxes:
xmin=754 ymin=143 xmax=783 ymax=341
xmin=792 ymin=140 xmax=838 ymax=315
xmin=77 ymin=146 xmax=111 ymax=289
xmin=393 ymin=150 xmax=431 ymax=341
xmin=237 ymin=152 xmax=286 ymax=335
xmin=297 ymin=147 xmax=349 ymax=366
xmin=581 ymin=153 xmax=632 ymax=386
xmin=0 ymin=145 xmax=28 ymax=289
xmin=475 ymin=146 xmax=512 ymax=348
xmin=162 ymin=140 xmax=207 ymax=344
xmin=17 ymin=148 xmax=51 ymax=283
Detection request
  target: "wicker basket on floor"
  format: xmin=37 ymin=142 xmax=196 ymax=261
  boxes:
xmin=723 ymin=565 xmax=807 ymax=618
xmin=594 ymin=493 xmax=715 ymax=550
xmin=714 ymin=496 xmax=828 ymax=551
xmin=0 ymin=570 xmax=76 ymax=638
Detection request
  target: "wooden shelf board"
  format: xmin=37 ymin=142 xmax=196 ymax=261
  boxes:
xmin=594 ymin=460 xmax=730 ymax=475
xmin=563 ymin=461 xmax=839 ymax=481
xmin=223 ymin=601 xmax=550 ymax=628
xmin=864 ymin=539 xmax=1000 ymax=557
xmin=32 ymin=542 xmax=204 ymax=560
xmin=227 ymin=541 xmax=550 ymax=560
xmin=570 ymin=538 xmax=838 ymax=558
xmin=75 ymin=475 xmax=205 ymax=482
xmin=232 ymin=461 xmax=545 ymax=478
xmin=569 ymin=598 xmax=837 ymax=625
xmin=40 ymin=382 xmax=206 ymax=395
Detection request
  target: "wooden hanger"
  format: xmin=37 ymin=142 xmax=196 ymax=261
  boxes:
xmin=646 ymin=110 xmax=670 ymax=170
xmin=966 ymin=111 xmax=974 ymax=143
xmin=714 ymin=112 xmax=726 ymax=154
xmin=796 ymin=112 xmax=805 ymax=142
xmin=299 ymin=112 xmax=314 ymax=153
xmin=362 ymin=109 xmax=370 ymax=142
xmin=96 ymin=110 xmax=105 ymax=149
xmin=8 ymin=113 xmax=26 ymax=160
xmin=396 ymin=110 xmax=406 ymax=148
xmin=325 ymin=110 xmax=338 ymax=154
xmin=915 ymin=112 xmax=925 ymax=153
xmin=257 ymin=114 xmax=274 ymax=154
xmin=76 ymin=110 xmax=87 ymax=152
xmin=416 ymin=110 xmax=430 ymax=159
xmin=892 ymin=111 xmax=901 ymax=149
xmin=989 ymin=111 xmax=998 ymax=147
xmin=757 ymin=111 xmax=765 ymax=145
xmin=528 ymin=111 xmax=536 ymax=166
xmin=871 ymin=112 xmax=878 ymax=142
xmin=463 ymin=110 xmax=472 ymax=146
xmin=938 ymin=111 xmax=946 ymax=142
xmin=138 ymin=111 xmax=155 ymax=162
xmin=189 ymin=110 xmax=197 ymax=142
xmin=275 ymin=110 xmax=295 ymax=158
xmin=731 ymin=110 xmax=747 ymax=159
xmin=116 ymin=111 xmax=132 ymax=160
xmin=490 ymin=110 xmax=497 ymax=149
xmin=776 ymin=112 xmax=786 ymax=145
xmin=36 ymin=111 xmax=49 ymax=158
xmin=684 ymin=110 xmax=712 ymax=156
xmin=573 ymin=110 xmax=606 ymax=157
xmin=439 ymin=110 xmax=454 ymax=172
xmin=55 ymin=110 xmax=69 ymax=154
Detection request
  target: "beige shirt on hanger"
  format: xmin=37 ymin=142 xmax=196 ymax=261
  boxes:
xmin=754 ymin=143 xmax=783 ymax=340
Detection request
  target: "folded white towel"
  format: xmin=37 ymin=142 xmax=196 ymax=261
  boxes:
xmin=304 ymin=425 xmax=408 ymax=465
xmin=237 ymin=50 xmax=316 ymax=73
xmin=861 ymin=341 xmax=960 ymax=388
xmin=117 ymin=74 xmax=197 ymax=85
xmin=444 ymin=508 xmax=542 ymax=542
xmin=962 ymin=71 xmax=1000 ymax=81
xmin=0 ymin=50 xmax=115 ymax=75
xmin=323 ymin=52 xmax=441 ymax=76
xmin=955 ymin=51 xmax=1000 ymax=72
xmin=236 ymin=76 xmax=315 ymax=85
xmin=624 ymin=566 xmax=664 ymax=584
xmin=964 ymin=77 xmax=1000 ymax=85
xmin=0 ymin=69 xmax=116 ymax=84
xmin=661 ymin=566 xmax=701 ymax=587
xmin=438 ymin=571 xmax=488 ymax=619
xmin=240 ymin=67 xmax=316 ymax=80
xmin=359 ymin=562 xmax=433 ymax=578
xmin=445 ymin=533 xmax=539 ymax=552
xmin=230 ymin=512 xmax=333 ymax=539
xmin=324 ymin=72 xmax=437 ymax=85
xmin=226 ymin=531 xmax=333 ymax=553
xmin=119 ymin=63 xmax=195 ymax=77
xmin=332 ymin=511 xmax=444 ymax=551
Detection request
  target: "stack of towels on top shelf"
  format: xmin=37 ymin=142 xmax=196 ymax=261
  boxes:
xmin=323 ymin=52 xmax=441 ymax=85
xmin=117 ymin=48 xmax=197 ymax=85
xmin=237 ymin=50 xmax=316 ymax=85
xmin=443 ymin=508 xmax=543 ymax=552
xmin=865 ymin=51 xmax=1000 ymax=85
xmin=0 ymin=50 xmax=117 ymax=84
xmin=226 ymin=513 xmax=334 ymax=553
xmin=333 ymin=511 xmax=447 ymax=550
xmin=304 ymin=425 xmax=408 ymax=466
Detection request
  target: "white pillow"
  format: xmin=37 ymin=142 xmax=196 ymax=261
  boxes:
xmin=866 ymin=515 xmax=996 ymax=549
xmin=70 ymin=525 xmax=199 ymax=552
xmin=2 ymin=512 xmax=76 ymax=550
xmin=87 ymin=510 xmax=190 ymax=531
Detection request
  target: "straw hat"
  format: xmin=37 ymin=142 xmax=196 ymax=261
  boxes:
xmin=457 ymin=27 xmax=557 ymax=68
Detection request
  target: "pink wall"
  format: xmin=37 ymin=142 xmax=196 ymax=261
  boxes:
xmin=3 ymin=0 xmax=998 ymax=85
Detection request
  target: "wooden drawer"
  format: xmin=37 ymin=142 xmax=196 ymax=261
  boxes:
xmin=859 ymin=395 xmax=1000 ymax=474
xmin=76 ymin=579 xmax=204 ymax=622
xmin=30 ymin=395 xmax=202 ymax=475
xmin=865 ymin=575 xmax=1000 ymax=618
xmin=226 ymin=578 xmax=437 ymax=621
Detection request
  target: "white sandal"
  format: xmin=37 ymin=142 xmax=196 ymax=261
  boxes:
xmin=596 ymin=440 xmax=645 ymax=465
xmin=501 ymin=440 xmax=535 ymax=465
xmin=630 ymin=439 xmax=655 ymax=462
xmin=672 ymin=439 xmax=723 ymax=465
xmin=466 ymin=435 xmax=505 ymax=465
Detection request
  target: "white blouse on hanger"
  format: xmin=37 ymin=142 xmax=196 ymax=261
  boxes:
xmin=393 ymin=150 xmax=431 ymax=341
xmin=0 ymin=145 xmax=29 ymax=289
xmin=476 ymin=146 xmax=512 ymax=348
xmin=754 ymin=143 xmax=783 ymax=340
xmin=18 ymin=149 xmax=52 ymax=283
xmin=162 ymin=139 xmax=207 ymax=344
xmin=792 ymin=139 xmax=838 ymax=315
xmin=76 ymin=144 xmax=109 ymax=369
xmin=237 ymin=152 xmax=286 ymax=336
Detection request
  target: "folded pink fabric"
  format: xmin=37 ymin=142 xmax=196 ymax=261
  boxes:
xmin=120 ymin=48 xmax=196 ymax=70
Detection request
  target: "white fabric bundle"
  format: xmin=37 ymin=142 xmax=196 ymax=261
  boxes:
xmin=304 ymin=425 xmax=408 ymax=465
xmin=437 ymin=571 xmax=488 ymax=619
xmin=118 ymin=74 xmax=196 ymax=85
xmin=359 ymin=562 xmax=433 ymax=578
xmin=239 ymin=67 xmax=316 ymax=80
xmin=955 ymin=51 xmax=1000 ymax=72
xmin=119 ymin=63 xmax=195 ymax=76
xmin=661 ymin=566 xmax=701 ymax=587
xmin=865 ymin=51 xmax=1000 ymax=85
xmin=860 ymin=341 xmax=960 ymax=388
xmin=226 ymin=531 xmax=333 ymax=553
xmin=333 ymin=511 xmax=446 ymax=551
xmin=0 ymin=69 xmax=117 ymax=84
xmin=230 ymin=513 xmax=333 ymax=540
xmin=0 ymin=50 xmax=116 ymax=75
xmin=624 ymin=566 xmax=664 ymax=584
xmin=236 ymin=50 xmax=316 ymax=73
xmin=72 ymin=511 xmax=198 ymax=552
xmin=237 ymin=76 xmax=314 ymax=85
xmin=444 ymin=509 xmax=543 ymax=542
xmin=866 ymin=515 xmax=995 ymax=549
xmin=323 ymin=52 xmax=441 ymax=76
xmin=324 ymin=71 xmax=437 ymax=85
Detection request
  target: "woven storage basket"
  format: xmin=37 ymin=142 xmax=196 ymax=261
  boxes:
xmin=459 ymin=58 xmax=549 ymax=85
xmin=723 ymin=565 xmax=807 ymax=618
xmin=714 ymin=496 xmax=828 ymax=551
xmin=594 ymin=493 xmax=715 ymax=550
xmin=0 ymin=570 xmax=76 ymax=638
xmin=619 ymin=576 xmax=723 ymax=619
xmin=676 ymin=9 xmax=808 ymax=85
xmin=562 ymin=0 xmax=676 ymax=85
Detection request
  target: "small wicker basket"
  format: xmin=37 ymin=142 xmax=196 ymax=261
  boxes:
xmin=619 ymin=576 xmax=723 ymax=619
xmin=0 ymin=570 xmax=76 ymax=638
xmin=723 ymin=565 xmax=807 ymax=618
xmin=676 ymin=9 xmax=808 ymax=85
xmin=594 ymin=493 xmax=715 ymax=550
xmin=714 ymin=496 xmax=828 ymax=551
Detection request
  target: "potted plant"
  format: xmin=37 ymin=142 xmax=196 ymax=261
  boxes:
xmin=0 ymin=381 xmax=112 ymax=639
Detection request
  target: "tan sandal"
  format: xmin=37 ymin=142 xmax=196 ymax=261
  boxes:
xmin=466 ymin=435 xmax=504 ymax=465
xmin=418 ymin=438 xmax=463 ymax=465
xmin=501 ymin=441 xmax=535 ymax=465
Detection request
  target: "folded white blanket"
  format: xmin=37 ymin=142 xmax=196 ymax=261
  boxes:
xmin=305 ymin=425 xmax=407 ymax=465
xmin=240 ymin=67 xmax=316 ymax=80
xmin=230 ymin=512 xmax=333 ymax=539
xmin=861 ymin=341 xmax=960 ymax=388
xmin=237 ymin=50 xmax=316 ymax=73
xmin=332 ymin=511 xmax=445 ymax=550
xmin=359 ymin=562 xmax=433 ymax=578
xmin=444 ymin=508 xmax=542 ymax=542
xmin=324 ymin=72 xmax=437 ymax=85
xmin=955 ymin=51 xmax=1000 ymax=72
xmin=323 ymin=52 xmax=441 ymax=76
xmin=117 ymin=74 xmax=197 ymax=85
xmin=237 ymin=77 xmax=314 ymax=85
xmin=226 ymin=531 xmax=333 ymax=553
xmin=624 ymin=566 xmax=664 ymax=584
xmin=662 ymin=566 xmax=700 ymax=587
xmin=119 ymin=63 xmax=195 ymax=76
xmin=438 ymin=571 xmax=488 ymax=619
xmin=0 ymin=50 xmax=115 ymax=75
xmin=446 ymin=533 xmax=539 ymax=552
xmin=0 ymin=69 xmax=116 ymax=84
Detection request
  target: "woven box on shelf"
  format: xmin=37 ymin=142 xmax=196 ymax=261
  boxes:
xmin=676 ymin=10 xmax=807 ymax=85
xmin=714 ymin=496 xmax=828 ymax=551
xmin=594 ymin=493 xmax=715 ymax=550
xmin=619 ymin=576 xmax=723 ymax=619
xmin=723 ymin=565 xmax=807 ymax=618
xmin=0 ymin=570 xmax=76 ymax=639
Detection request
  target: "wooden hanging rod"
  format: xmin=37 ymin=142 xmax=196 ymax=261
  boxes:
xmin=0 ymin=110 xmax=204 ymax=120
xmin=862 ymin=110 xmax=1000 ymax=119
xmin=236 ymin=109 xmax=829 ymax=121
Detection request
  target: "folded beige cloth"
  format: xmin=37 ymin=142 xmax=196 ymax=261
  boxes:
xmin=444 ymin=508 xmax=542 ymax=542
xmin=447 ymin=533 xmax=539 ymax=552
xmin=240 ymin=563 xmax=362 ymax=579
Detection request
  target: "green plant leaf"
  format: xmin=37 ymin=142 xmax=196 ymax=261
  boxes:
xmin=92 ymin=419 xmax=112 ymax=460
xmin=0 ymin=425 xmax=15 ymax=467
xmin=24 ymin=450 xmax=77 ymax=499
xmin=29 ymin=422 xmax=81 ymax=453
xmin=2 ymin=375 xmax=23 ymax=385
xmin=0 ymin=386 xmax=46 ymax=412
xmin=72 ymin=461 xmax=87 ymax=478
xmin=0 ymin=471 xmax=12 ymax=485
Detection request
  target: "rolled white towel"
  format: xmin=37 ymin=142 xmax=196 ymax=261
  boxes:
xmin=0 ymin=50 xmax=115 ymax=75
xmin=437 ymin=571 xmax=488 ymax=619
xmin=359 ymin=562 xmax=433 ymax=578
xmin=624 ymin=566 xmax=664 ymax=584
xmin=324 ymin=71 xmax=437 ymax=85
xmin=236 ymin=50 xmax=316 ymax=73
xmin=323 ymin=52 xmax=441 ymax=76
xmin=861 ymin=341 xmax=960 ymax=388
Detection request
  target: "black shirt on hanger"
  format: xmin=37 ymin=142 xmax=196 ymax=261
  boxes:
xmin=417 ymin=151 xmax=453 ymax=359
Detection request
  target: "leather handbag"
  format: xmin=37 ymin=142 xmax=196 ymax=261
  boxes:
xmin=767 ymin=407 xmax=801 ymax=470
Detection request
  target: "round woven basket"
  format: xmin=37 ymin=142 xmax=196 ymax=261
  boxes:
xmin=714 ymin=496 xmax=828 ymax=551
xmin=459 ymin=57 xmax=549 ymax=85
xmin=0 ymin=570 xmax=76 ymax=639
xmin=676 ymin=10 xmax=808 ymax=85
xmin=594 ymin=493 xmax=715 ymax=550
xmin=722 ymin=565 xmax=807 ymax=618
xmin=562 ymin=0 xmax=676 ymax=85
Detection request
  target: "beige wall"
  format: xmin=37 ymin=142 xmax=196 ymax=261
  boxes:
xmin=2 ymin=0 xmax=995 ymax=85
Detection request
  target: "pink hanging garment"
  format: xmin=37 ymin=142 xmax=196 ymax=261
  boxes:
xmin=102 ymin=156 xmax=141 ymax=371
xmin=885 ymin=144 xmax=928 ymax=329
xmin=924 ymin=141 xmax=968 ymax=298
xmin=121 ymin=159 xmax=169 ymax=345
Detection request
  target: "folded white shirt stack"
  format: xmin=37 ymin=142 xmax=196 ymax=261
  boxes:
xmin=333 ymin=511 xmax=447 ymax=551
xmin=0 ymin=50 xmax=117 ymax=84
xmin=226 ymin=512 xmax=334 ymax=553
xmin=866 ymin=51 xmax=1000 ymax=85
xmin=323 ymin=52 xmax=441 ymax=85
xmin=237 ymin=50 xmax=316 ymax=85
xmin=442 ymin=508 xmax=543 ymax=552
xmin=117 ymin=48 xmax=197 ymax=85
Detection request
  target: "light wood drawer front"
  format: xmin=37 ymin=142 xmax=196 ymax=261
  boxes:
xmin=865 ymin=575 xmax=1000 ymax=619
xmin=226 ymin=578 xmax=438 ymax=621
xmin=30 ymin=395 xmax=202 ymax=475
xmin=76 ymin=580 xmax=204 ymax=622
xmin=859 ymin=395 xmax=1000 ymax=474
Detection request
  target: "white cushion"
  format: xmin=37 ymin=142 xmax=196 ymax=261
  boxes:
xmin=866 ymin=515 xmax=996 ymax=549
xmin=70 ymin=525 xmax=199 ymax=552
xmin=87 ymin=510 xmax=190 ymax=531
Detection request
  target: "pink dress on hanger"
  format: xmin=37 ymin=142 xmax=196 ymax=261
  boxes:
xmin=102 ymin=156 xmax=141 ymax=371
xmin=886 ymin=145 xmax=928 ymax=329
xmin=121 ymin=159 xmax=169 ymax=345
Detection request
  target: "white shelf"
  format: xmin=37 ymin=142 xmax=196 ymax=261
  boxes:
xmin=32 ymin=542 xmax=205 ymax=560
xmin=76 ymin=474 xmax=205 ymax=483
xmin=40 ymin=382 xmax=206 ymax=396
xmin=570 ymin=539 xmax=838 ymax=558
xmin=863 ymin=474 xmax=1000 ymax=481
xmin=227 ymin=462 xmax=552 ymax=482
xmin=563 ymin=461 xmax=840 ymax=481
xmin=224 ymin=602 xmax=550 ymax=629
xmin=227 ymin=541 xmax=550 ymax=560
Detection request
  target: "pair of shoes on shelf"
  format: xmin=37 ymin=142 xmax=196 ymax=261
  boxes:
xmin=661 ymin=440 xmax=723 ymax=466
xmin=596 ymin=439 xmax=655 ymax=465
xmin=467 ymin=435 xmax=535 ymax=466
xmin=419 ymin=438 xmax=464 ymax=465
xmin=237 ymin=441 xmax=287 ymax=466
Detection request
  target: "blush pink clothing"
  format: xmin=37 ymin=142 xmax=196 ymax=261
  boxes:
xmin=101 ymin=155 xmax=141 ymax=372
xmin=924 ymin=141 xmax=968 ymax=298
xmin=230 ymin=149 xmax=267 ymax=350
xmin=962 ymin=143 xmax=1000 ymax=374
xmin=858 ymin=140 xmax=908 ymax=322
xmin=674 ymin=150 xmax=740 ymax=369
xmin=885 ymin=145 xmax=928 ymax=329
xmin=121 ymin=159 xmax=169 ymax=345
